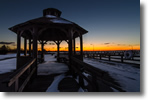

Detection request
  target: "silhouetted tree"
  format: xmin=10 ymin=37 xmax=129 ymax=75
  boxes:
xmin=0 ymin=45 xmax=8 ymax=54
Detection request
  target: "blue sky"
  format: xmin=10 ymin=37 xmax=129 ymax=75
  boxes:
xmin=0 ymin=0 xmax=140 ymax=50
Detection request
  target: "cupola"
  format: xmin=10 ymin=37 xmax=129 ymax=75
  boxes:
xmin=43 ymin=8 xmax=62 ymax=17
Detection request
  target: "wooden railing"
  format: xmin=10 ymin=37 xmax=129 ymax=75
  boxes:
xmin=3 ymin=58 xmax=36 ymax=92
xmin=84 ymin=53 xmax=140 ymax=65
xmin=71 ymin=57 xmax=125 ymax=92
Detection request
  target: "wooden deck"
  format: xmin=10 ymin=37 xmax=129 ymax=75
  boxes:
xmin=23 ymin=75 xmax=55 ymax=92
xmin=1 ymin=55 xmax=126 ymax=92
xmin=58 ymin=77 xmax=80 ymax=92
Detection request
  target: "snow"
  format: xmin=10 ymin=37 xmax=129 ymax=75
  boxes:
xmin=45 ymin=15 xmax=57 ymax=18
xmin=0 ymin=53 xmax=16 ymax=59
xmin=0 ymin=58 xmax=16 ymax=74
xmin=50 ymin=19 xmax=72 ymax=24
xmin=46 ymin=74 xmax=85 ymax=92
xmin=0 ymin=53 xmax=140 ymax=92
xmin=84 ymin=58 xmax=140 ymax=92
xmin=46 ymin=74 xmax=65 ymax=92
xmin=38 ymin=54 xmax=68 ymax=75
xmin=110 ymin=87 xmax=119 ymax=92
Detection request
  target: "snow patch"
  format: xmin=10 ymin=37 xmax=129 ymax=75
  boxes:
xmin=45 ymin=15 xmax=57 ymax=18
xmin=46 ymin=74 xmax=65 ymax=92
xmin=0 ymin=58 xmax=16 ymax=74
xmin=84 ymin=58 xmax=140 ymax=92
xmin=50 ymin=19 xmax=72 ymax=24
xmin=38 ymin=54 xmax=68 ymax=75
xmin=0 ymin=53 xmax=16 ymax=59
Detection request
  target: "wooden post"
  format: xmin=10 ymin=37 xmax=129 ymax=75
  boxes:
xmin=41 ymin=40 xmax=44 ymax=62
xmin=80 ymin=35 xmax=83 ymax=61
xmin=69 ymin=39 xmax=72 ymax=60
xmin=92 ymin=74 xmax=98 ymax=92
xmin=121 ymin=55 xmax=123 ymax=63
xmin=15 ymin=79 xmax=19 ymax=92
xmin=79 ymin=76 xmax=84 ymax=88
xmin=100 ymin=54 xmax=101 ymax=60
xmin=73 ymin=38 xmax=76 ymax=55
xmin=17 ymin=32 xmax=22 ymax=70
xmin=32 ymin=28 xmax=38 ymax=76
xmin=57 ymin=40 xmax=60 ymax=61
xmin=16 ymin=31 xmax=22 ymax=91
xmin=68 ymin=29 xmax=73 ymax=75
xmin=109 ymin=55 xmax=111 ymax=61
xmin=68 ymin=30 xmax=73 ymax=61
xmin=17 ymin=32 xmax=21 ymax=58
xmin=24 ymin=38 xmax=27 ymax=56
xmin=29 ymin=38 xmax=31 ymax=57
xmin=33 ymin=37 xmax=37 ymax=60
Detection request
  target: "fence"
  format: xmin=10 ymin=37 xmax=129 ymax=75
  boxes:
xmin=84 ymin=52 xmax=140 ymax=65
xmin=3 ymin=58 xmax=36 ymax=92
xmin=71 ymin=57 xmax=125 ymax=92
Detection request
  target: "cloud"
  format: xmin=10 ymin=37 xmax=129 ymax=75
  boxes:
xmin=0 ymin=41 xmax=15 ymax=45
xmin=117 ymin=44 xmax=126 ymax=46
xmin=104 ymin=43 xmax=110 ymax=45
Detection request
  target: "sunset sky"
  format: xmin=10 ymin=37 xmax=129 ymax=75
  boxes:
xmin=0 ymin=0 xmax=140 ymax=51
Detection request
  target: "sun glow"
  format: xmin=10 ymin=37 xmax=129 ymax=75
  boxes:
xmin=39 ymin=44 xmax=140 ymax=51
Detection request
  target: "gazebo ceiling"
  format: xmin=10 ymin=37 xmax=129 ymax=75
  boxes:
xmin=9 ymin=8 xmax=88 ymax=41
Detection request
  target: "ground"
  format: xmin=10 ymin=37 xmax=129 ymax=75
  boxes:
xmin=0 ymin=53 xmax=140 ymax=92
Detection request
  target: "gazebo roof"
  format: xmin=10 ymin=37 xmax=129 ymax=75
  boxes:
xmin=9 ymin=8 xmax=88 ymax=41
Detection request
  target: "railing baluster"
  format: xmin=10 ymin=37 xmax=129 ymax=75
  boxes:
xmin=15 ymin=79 xmax=18 ymax=92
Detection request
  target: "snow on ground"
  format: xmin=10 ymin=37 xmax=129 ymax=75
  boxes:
xmin=40 ymin=54 xmax=84 ymax=92
xmin=46 ymin=74 xmax=84 ymax=92
xmin=0 ymin=54 xmax=140 ymax=92
xmin=0 ymin=58 xmax=16 ymax=74
xmin=38 ymin=54 xmax=68 ymax=75
xmin=84 ymin=58 xmax=140 ymax=92
xmin=0 ymin=53 xmax=16 ymax=59
xmin=46 ymin=74 xmax=65 ymax=92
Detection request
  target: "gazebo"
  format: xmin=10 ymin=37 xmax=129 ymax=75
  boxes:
xmin=9 ymin=8 xmax=88 ymax=72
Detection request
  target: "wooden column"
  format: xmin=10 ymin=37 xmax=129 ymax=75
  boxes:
xmin=68 ymin=38 xmax=72 ymax=61
xmin=108 ymin=55 xmax=111 ymax=61
xmin=17 ymin=32 xmax=21 ymax=58
xmin=80 ymin=35 xmax=83 ymax=61
xmin=57 ymin=41 xmax=60 ymax=61
xmin=41 ymin=40 xmax=44 ymax=62
xmin=41 ymin=40 xmax=44 ymax=53
xmin=33 ymin=36 xmax=38 ymax=60
xmin=29 ymin=38 xmax=31 ymax=57
xmin=73 ymin=38 xmax=76 ymax=55
xmin=24 ymin=38 xmax=27 ymax=56
xmin=17 ymin=32 xmax=21 ymax=70
xmin=32 ymin=28 xmax=38 ymax=76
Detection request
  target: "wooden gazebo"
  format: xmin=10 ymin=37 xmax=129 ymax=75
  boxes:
xmin=9 ymin=8 xmax=88 ymax=70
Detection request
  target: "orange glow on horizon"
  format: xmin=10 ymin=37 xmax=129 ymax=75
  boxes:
xmin=12 ymin=43 xmax=140 ymax=51
xmin=40 ymin=45 xmax=140 ymax=51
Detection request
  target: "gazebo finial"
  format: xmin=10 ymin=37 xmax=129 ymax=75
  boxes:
xmin=43 ymin=8 xmax=62 ymax=17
